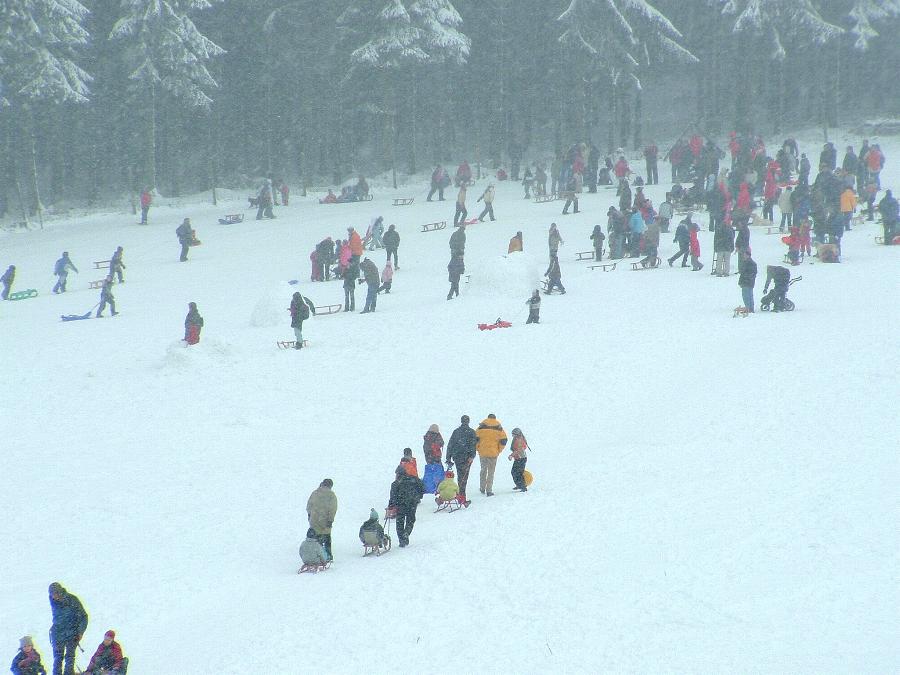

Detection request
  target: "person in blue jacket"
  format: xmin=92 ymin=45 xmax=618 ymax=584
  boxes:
xmin=628 ymin=209 xmax=646 ymax=257
xmin=49 ymin=582 xmax=87 ymax=675
xmin=52 ymin=253 xmax=78 ymax=294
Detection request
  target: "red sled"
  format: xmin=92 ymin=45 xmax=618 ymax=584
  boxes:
xmin=478 ymin=318 xmax=512 ymax=331
xmin=463 ymin=218 xmax=480 ymax=225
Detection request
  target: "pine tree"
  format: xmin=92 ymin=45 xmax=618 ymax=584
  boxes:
xmin=846 ymin=0 xmax=900 ymax=50
xmin=723 ymin=0 xmax=843 ymax=59
xmin=110 ymin=0 xmax=225 ymax=188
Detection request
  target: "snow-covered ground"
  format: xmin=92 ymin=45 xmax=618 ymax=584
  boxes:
xmin=1 ymin=128 xmax=898 ymax=673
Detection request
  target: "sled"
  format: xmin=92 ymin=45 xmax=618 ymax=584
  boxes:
xmin=61 ymin=312 xmax=92 ymax=321
xmin=277 ymin=340 xmax=309 ymax=349
xmin=875 ymin=236 xmax=884 ymax=244
xmin=733 ymin=306 xmax=750 ymax=318
xmin=423 ymin=463 xmax=444 ymax=494
xmin=477 ymin=319 xmax=512 ymax=331
xmin=298 ymin=561 xmax=331 ymax=574
xmin=421 ymin=220 xmax=447 ymax=232
xmin=589 ymin=262 xmax=617 ymax=272
xmin=533 ymin=194 xmax=555 ymax=203
xmin=363 ymin=536 xmax=392 ymax=557
xmin=539 ymin=279 xmax=549 ymax=291
xmin=435 ymin=494 xmax=467 ymax=513
xmin=393 ymin=198 xmax=414 ymax=206
xmin=575 ymin=251 xmax=594 ymax=261
xmin=315 ymin=304 xmax=342 ymax=315
xmin=463 ymin=218 xmax=479 ymax=225
xmin=7 ymin=289 xmax=38 ymax=300
xmin=630 ymin=258 xmax=660 ymax=270
xmin=359 ymin=193 xmax=374 ymax=201
xmin=523 ymin=470 xmax=533 ymax=487
xmin=218 ymin=213 xmax=244 ymax=225
xmin=93 ymin=260 xmax=110 ymax=270
xmin=89 ymin=279 xmax=106 ymax=289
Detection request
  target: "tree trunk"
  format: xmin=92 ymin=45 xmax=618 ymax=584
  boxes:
xmin=28 ymin=111 xmax=44 ymax=229
xmin=633 ymin=88 xmax=642 ymax=150
xmin=147 ymin=83 xmax=158 ymax=190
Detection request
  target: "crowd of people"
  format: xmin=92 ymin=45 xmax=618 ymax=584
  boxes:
xmin=299 ymin=413 xmax=531 ymax=567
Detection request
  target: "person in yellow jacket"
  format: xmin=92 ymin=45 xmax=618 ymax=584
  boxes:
xmin=437 ymin=471 xmax=459 ymax=503
xmin=475 ymin=414 xmax=508 ymax=496
xmin=839 ymin=186 xmax=857 ymax=231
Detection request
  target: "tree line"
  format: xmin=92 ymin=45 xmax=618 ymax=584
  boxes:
xmin=1 ymin=0 xmax=898 ymax=223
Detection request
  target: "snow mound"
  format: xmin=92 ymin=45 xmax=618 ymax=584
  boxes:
xmin=162 ymin=337 xmax=237 ymax=369
xmin=249 ymin=284 xmax=293 ymax=327
xmin=470 ymin=251 xmax=543 ymax=301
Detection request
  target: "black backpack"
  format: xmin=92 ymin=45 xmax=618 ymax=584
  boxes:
xmin=299 ymin=299 xmax=311 ymax=320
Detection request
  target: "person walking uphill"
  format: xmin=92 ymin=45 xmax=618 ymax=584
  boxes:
xmin=508 ymin=427 xmax=530 ymax=491
xmin=475 ymin=414 xmax=508 ymax=496
xmin=477 ymin=184 xmax=496 ymax=222
xmin=184 ymin=302 xmax=203 ymax=345
xmin=52 ymin=252 xmax=78 ymax=294
xmin=388 ymin=465 xmax=425 ymax=547
xmin=95 ymin=278 xmax=117 ymax=318
xmin=306 ymin=478 xmax=337 ymax=561
xmin=109 ymin=246 xmax=125 ymax=283
xmin=453 ymin=184 xmax=468 ymax=227
xmin=290 ymin=292 xmax=314 ymax=349
xmin=446 ymin=415 xmax=477 ymax=503
xmin=668 ymin=214 xmax=691 ymax=267
xmin=176 ymin=218 xmax=194 ymax=262
xmin=48 ymin=582 xmax=87 ymax=675
xmin=1 ymin=264 xmax=16 ymax=300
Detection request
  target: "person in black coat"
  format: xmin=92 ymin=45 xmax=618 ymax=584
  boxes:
xmin=95 ymin=278 xmax=117 ymax=318
xmin=544 ymin=256 xmax=565 ymax=294
xmin=668 ymin=216 xmax=692 ymax=267
xmin=1 ymin=264 xmax=15 ymax=300
xmin=446 ymin=415 xmax=476 ymax=500
xmin=315 ymin=238 xmax=334 ymax=281
xmin=342 ymin=260 xmax=358 ymax=311
xmin=388 ymin=466 xmax=425 ymax=547
xmin=738 ymin=250 xmax=758 ymax=312
xmin=49 ymin=582 xmax=87 ymax=675
xmin=383 ymin=225 xmax=400 ymax=267
xmin=447 ymin=254 xmax=464 ymax=300
xmin=877 ymin=190 xmax=899 ymax=244
xmin=289 ymin=292 xmax=315 ymax=348
xmin=590 ymin=225 xmax=605 ymax=261
xmin=175 ymin=218 xmax=193 ymax=262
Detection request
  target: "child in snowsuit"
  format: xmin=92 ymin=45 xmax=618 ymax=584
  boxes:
xmin=1 ymin=264 xmax=15 ymax=299
xmin=544 ymin=256 xmax=565 ymax=294
xmin=96 ymin=278 xmax=117 ymax=318
xmin=526 ymin=289 xmax=541 ymax=324
xmin=378 ymin=260 xmax=393 ymax=293
xmin=590 ymin=225 xmax=605 ymax=261
xmin=109 ymin=247 xmax=125 ymax=283
xmin=689 ymin=223 xmax=703 ymax=271
xmin=10 ymin=636 xmax=46 ymax=675
xmin=84 ymin=630 xmax=125 ymax=675
xmin=184 ymin=302 xmax=203 ymax=344
xmin=782 ymin=225 xmax=802 ymax=265
xmin=436 ymin=471 xmax=459 ymax=503
xmin=299 ymin=528 xmax=329 ymax=566
xmin=399 ymin=447 xmax=418 ymax=477
xmin=508 ymin=427 xmax=529 ymax=491
xmin=359 ymin=508 xmax=389 ymax=549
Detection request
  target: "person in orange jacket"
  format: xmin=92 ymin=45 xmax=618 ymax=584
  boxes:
xmin=347 ymin=227 xmax=364 ymax=264
xmin=508 ymin=231 xmax=523 ymax=253
xmin=840 ymin=186 xmax=857 ymax=231
xmin=399 ymin=447 xmax=418 ymax=477
xmin=475 ymin=414 xmax=508 ymax=496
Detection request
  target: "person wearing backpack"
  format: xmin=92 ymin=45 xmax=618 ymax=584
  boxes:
xmin=387 ymin=465 xmax=425 ymax=547
xmin=289 ymin=292 xmax=315 ymax=349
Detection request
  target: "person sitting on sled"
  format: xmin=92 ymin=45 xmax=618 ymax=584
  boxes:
xmin=299 ymin=528 xmax=328 ymax=566
xmin=320 ymin=189 xmax=337 ymax=204
xmin=359 ymin=508 xmax=389 ymax=549
xmin=436 ymin=470 xmax=459 ymax=504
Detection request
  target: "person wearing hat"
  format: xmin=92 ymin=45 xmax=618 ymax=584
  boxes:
xmin=11 ymin=636 xmax=46 ymax=675
xmin=508 ymin=428 xmax=530 ymax=491
xmin=84 ymin=631 xmax=125 ymax=675
xmin=176 ymin=218 xmax=194 ymax=262
xmin=184 ymin=302 xmax=204 ymax=345
xmin=289 ymin=292 xmax=315 ymax=349
xmin=436 ymin=470 xmax=460 ymax=503
xmin=299 ymin=528 xmax=329 ymax=566
xmin=422 ymin=424 xmax=444 ymax=465
xmin=475 ymin=414 xmax=508 ymax=496
xmin=2 ymin=264 xmax=17 ymax=300
xmin=48 ymin=582 xmax=88 ymax=675
xmin=306 ymin=479 xmax=338 ymax=561
xmin=387 ymin=465 xmax=425 ymax=547
xmin=399 ymin=447 xmax=418 ymax=477
xmin=358 ymin=508 xmax=389 ymax=550
xmin=446 ymin=415 xmax=477 ymax=502
xmin=347 ymin=227 xmax=364 ymax=264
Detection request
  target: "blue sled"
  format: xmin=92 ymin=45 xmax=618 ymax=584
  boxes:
xmin=61 ymin=312 xmax=92 ymax=321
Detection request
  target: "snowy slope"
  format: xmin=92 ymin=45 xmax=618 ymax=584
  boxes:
xmin=1 ymin=128 xmax=898 ymax=673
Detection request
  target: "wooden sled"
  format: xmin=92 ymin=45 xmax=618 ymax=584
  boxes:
xmin=539 ymin=279 xmax=549 ymax=291
xmin=575 ymin=251 xmax=594 ymax=261
xmin=435 ymin=495 xmax=467 ymax=513
xmin=533 ymin=194 xmax=555 ymax=203
xmin=315 ymin=304 xmax=342 ymax=315
xmin=589 ymin=262 xmax=617 ymax=272
xmin=875 ymin=236 xmax=884 ymax=244
xmin=393 ymin=198 xmax=414 ymax=206
xmin=8 ymin=289 xmax=38 ymax=300
xmin=298 ymin=561 xmax=331 ymax=574
xmin=630 ymin=258 xmax=661 ymax=270
xmin=93 ymin=260 xmax=110 ymax=270
xmin=358 ymin=193 xmax=374 ymax=201
xmin=733 ymin=306 xmax=750 ymax=318
xmin=218 ymin=214 xmax=244 ymax=225
xmin=277 ymin=340 xmax=309 ymax=349
xmin=362 ymin=536 xmax=392 ymax=557
xmin=422 ymin=221 xmax=447 ymax=232
xmin=88 ymin=279 xmax=106 ymax=289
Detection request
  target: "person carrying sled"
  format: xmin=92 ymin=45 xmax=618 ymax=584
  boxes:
xmin=184 ymin=302 xmax=203 ymax=345
xmin=299 ymin=528 xmax=329 ymax=566
xmin=475 ymin=414 xmax=508 ymax=496
xmin=1 ymin=264 xmax=15 ymax=300
xmin=176 ymin=218 xmax=194 ymax=262
xmin=95 ymin=278 xmax=117 ymax=318
xmin=446 ymin=415 xmax=476 ymax=503
xmin=84 ymin=630 xmax=125 ymax=675
xmin=387 ymin=465 xmax=425 ymax=547
xmin=477 ymin=184 xmax=496 ymax=222
xmin=10 ymin=636 xmax=46 ymax=675
xmin=525 ymin=289 xmax=541 ymax=324
xmin=359 ymin=508 xmax=389 ymax=550
xmin=48 ymin=582 xmax=87 ymax=675
xmin=508 ymin=427 xmax=530 ymax=491
xmin=306 ymin=478 xmax=337 ymax=561
xmin=290 ymin=292 xmax=315 ymax=349
xmin=52 ymin=252 xmax=78 ymax=294
xmin=109 ymin=247 xmax=125 ymax=284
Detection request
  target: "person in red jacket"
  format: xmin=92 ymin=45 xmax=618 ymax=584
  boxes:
xmin=85 ymin=630 xmax=125 ymax=675
xmin=139 ymin=188 xmax=152 ymax=225
xmin=279 ymin=180 xmax=289 ymax=206
xmin=399 ymin=447 xmax=418 ymax=477
xmin=689 ymin=222 xmax=703 ymax=271
xmin=455 ymin=161 xmax=472 ymax=187
xmin=736 ymin=182 xmax=751 ymax=212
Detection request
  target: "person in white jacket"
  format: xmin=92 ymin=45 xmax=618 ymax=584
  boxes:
xmin=477 ymin=184 xmax=496 ymax=222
